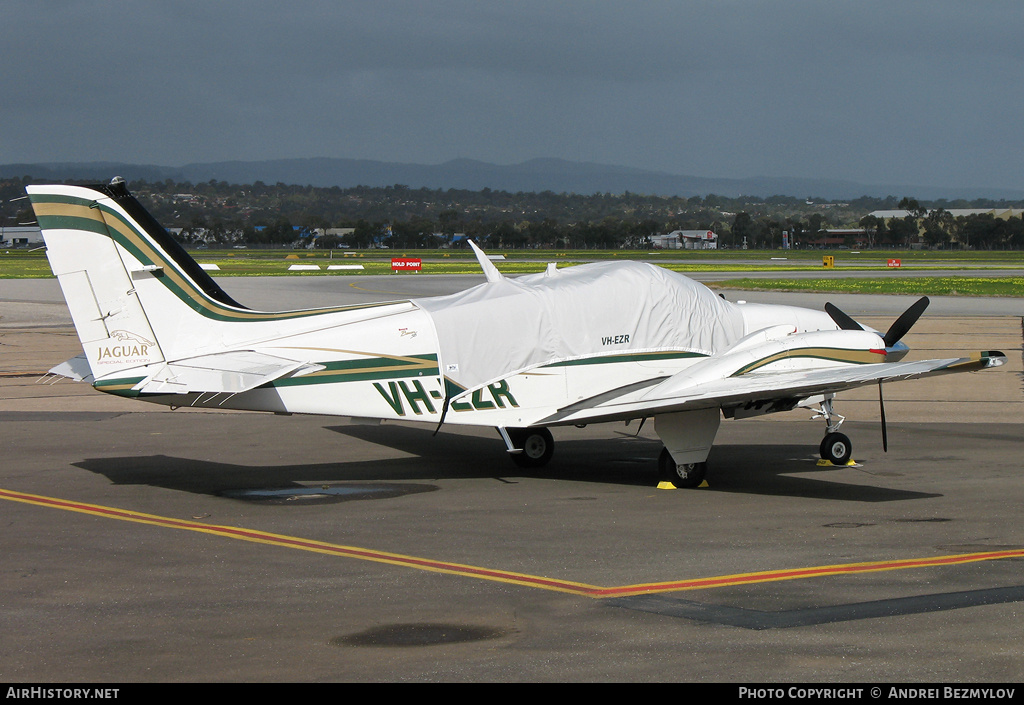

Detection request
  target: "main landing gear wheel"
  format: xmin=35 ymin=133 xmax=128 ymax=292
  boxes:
xmin=508 ymin=427 xmax=555 ymax=468
xmin=820 ymin=432 xmax=852 ymax=465
xmin=658 ymin=447 xmax=707 ymax=489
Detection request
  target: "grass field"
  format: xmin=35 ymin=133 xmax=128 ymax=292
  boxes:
xmin=714 ymin=276 xmax=1024 ymax=297
xmin=2 ymin=247 xmax=1023 ymax=296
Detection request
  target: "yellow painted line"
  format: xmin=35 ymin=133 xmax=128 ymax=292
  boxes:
xmin=4 ymin=487 xmax=1023 ymax=598
xmin=0 ymin=488 xmax=597 ymax=596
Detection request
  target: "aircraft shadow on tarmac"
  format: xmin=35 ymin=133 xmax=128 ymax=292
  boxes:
xmin=329 ymin=423 xmax=941 ymax=502
xmin=72 ymin=423 xmax=940 ymax=503
xmin=610 ymin=585 xmax=1024 ymax=629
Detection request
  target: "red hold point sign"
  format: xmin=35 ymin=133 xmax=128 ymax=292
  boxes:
xmin=391 ymin=257 xmax=422 ymax=272
xmin=887 ymin=259 xmax=902 ymax=268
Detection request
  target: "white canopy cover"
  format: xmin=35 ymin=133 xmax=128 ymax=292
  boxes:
xmin=413 ymin=260 xmax=746 ymax=395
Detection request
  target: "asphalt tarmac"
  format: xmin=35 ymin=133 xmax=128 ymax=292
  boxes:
xmin=1 ymin=275 xmax=1022 ymax=683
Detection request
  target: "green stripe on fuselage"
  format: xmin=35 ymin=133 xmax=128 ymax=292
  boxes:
xmin=542 ymin=350 xmax=706 ymax=368
xmin=268 ymin=354 xmax=439 ymax=387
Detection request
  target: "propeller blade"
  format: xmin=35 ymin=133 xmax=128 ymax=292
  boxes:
xmin=825 ymin=302 xmax=863 ymax=331
xmin=883 ymin=296 xmax=930 ymax=348
xmin=879 ymin=381 xmax=888 ymax=452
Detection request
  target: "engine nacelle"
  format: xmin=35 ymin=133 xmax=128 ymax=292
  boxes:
xmin=644 ymin=328 xmax=886 ymax=400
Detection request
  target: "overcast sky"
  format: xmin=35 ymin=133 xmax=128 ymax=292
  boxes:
xmin=3 ymin=1 xmax=1023 ymax=191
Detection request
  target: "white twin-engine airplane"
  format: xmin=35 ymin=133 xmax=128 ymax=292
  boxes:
xmin=28 ymin=179 xmax=1006 ymax=488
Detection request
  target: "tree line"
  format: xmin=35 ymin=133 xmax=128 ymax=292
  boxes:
xmin=2 ymin=177 xmax=1022 ymax=249
xmin=856 ymin=199 xmax=1024 ymax=250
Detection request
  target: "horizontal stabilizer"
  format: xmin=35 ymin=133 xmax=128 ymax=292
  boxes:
xmin=48 ymin=354 xmax=94 ymax=383
xmin=133 ymin=351 xmax=324 ymax=395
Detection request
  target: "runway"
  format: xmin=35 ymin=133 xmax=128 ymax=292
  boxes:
xmin=1 ymin=274 xmax=1023 ymax=682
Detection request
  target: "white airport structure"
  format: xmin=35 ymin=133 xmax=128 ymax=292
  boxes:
xmin=0 ymin=225 xmax=43 ymax=247
xmin=650 ymin=230 xmax=718 ymax=250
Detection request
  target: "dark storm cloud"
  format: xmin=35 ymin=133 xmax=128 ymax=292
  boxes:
xmin=3 ymin=1 xmax=1023 ymax=190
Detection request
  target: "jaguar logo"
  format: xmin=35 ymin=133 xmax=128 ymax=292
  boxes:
xmin=109 ymin=330 xmax=155 ymax=346
xmin=95 ymin=330 xmax=157 ymax=363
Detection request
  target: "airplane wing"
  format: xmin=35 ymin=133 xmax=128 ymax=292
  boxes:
xmin=539 ymin=351 xmax=1007 ymax=425
xmin=129 ymin=351 xmax=324 ymax=395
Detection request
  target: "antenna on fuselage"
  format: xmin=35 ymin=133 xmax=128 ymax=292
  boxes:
xmin=468 ymin=240 xmax=503 ymax=283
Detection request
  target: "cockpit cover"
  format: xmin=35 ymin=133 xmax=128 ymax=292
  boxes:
xmin=413 ymin=261 xmax=745 ymax=394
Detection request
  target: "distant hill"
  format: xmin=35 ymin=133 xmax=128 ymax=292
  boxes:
xmin=3 ymin=157 xmax=1022 ymax=201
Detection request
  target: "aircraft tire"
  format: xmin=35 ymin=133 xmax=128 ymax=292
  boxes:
xmin=658 ymin=447 xmax=707 ymax=488
xmin=509 ymin=427 xmax=554 ymax=468
xmin=820 ymin=432 xmax=852 ymax=465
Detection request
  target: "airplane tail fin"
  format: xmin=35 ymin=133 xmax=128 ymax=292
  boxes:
xmin=26 ymin=178 xmax=251 ymax=386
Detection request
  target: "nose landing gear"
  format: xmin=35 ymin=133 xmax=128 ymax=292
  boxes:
xmin=819 ymin=431 xmax=852 ymax=465
xmin=811 ymin=395 xmax=853 ymax=465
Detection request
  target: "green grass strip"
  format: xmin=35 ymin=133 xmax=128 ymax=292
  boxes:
xmin=713 ymin=276 xmax=1024 ymax=297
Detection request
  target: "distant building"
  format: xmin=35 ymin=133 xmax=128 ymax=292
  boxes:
xmin=803 ymin=229 xmax=866 ymax=249
xmin=867 ymin=208 xmax=1024 ymax=249
xmin=651 ymin=230 xmax=718 ymax=250
xmin=0 ymin=225 xmax=43 ymax=247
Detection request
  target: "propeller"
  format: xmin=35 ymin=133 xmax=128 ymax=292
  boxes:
xmin=824 ymin=297 xmax=930 ymax=454
xmin=825 ymin=296 xmax=930 ymax=348
xmin=882 ymin=296 xmax=929 ymax=348
xmin=824 ymin=302 xmax=863 ymax=331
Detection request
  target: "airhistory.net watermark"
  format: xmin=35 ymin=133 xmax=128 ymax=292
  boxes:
xmin=6 ymin=689 xmax=119 ymax=700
